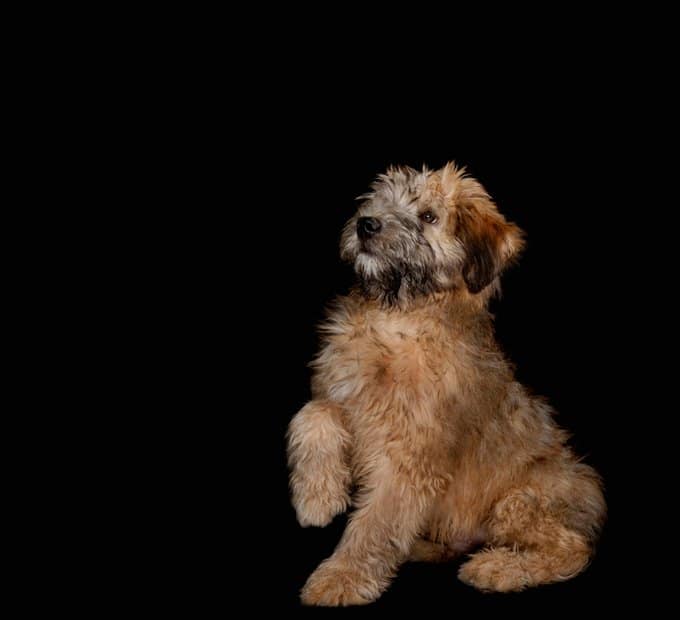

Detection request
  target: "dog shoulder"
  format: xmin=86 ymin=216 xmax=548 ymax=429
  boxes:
xmin=317 ymin=293 xmax=364 ymax=340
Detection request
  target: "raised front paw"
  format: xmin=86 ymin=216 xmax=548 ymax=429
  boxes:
xmin=292 ymin=487 xmax=349 ymax=528
xmin=301 ymin=559 xmax=381 ymax=607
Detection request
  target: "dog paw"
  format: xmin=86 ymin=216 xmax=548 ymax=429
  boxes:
xmin=293 ymin=491 xmax=349 ymax=528
xmin=301 ymin=560 xmax=380 ymax=606
xmin=458 ymin=548 xmax=531 ymax=593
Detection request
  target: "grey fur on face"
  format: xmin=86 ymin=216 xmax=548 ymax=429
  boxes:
xmin=340 ymin=166 xmax=465 ymax=306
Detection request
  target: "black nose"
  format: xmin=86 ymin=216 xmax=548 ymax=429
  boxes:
xmin=357 ymin=217 xmax=382 ymax=239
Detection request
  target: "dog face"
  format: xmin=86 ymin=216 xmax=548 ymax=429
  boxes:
xmin=340 ymin=163 xmax=524 ymax=304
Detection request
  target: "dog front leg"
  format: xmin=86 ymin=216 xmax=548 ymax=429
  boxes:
xmin=301 ymin=460 xmax=435 ymax=606
xmin=287 ymin=400 xmax=352 ymax=527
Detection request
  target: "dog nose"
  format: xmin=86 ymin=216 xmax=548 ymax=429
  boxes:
xmin=357 ymin=217 xmax=382 ymax=239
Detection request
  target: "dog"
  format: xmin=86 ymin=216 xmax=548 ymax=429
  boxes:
xmin=286 ymin=163 xmax=605 ymax=606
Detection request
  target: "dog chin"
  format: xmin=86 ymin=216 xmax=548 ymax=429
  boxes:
xmin=354 ymin=253 xmax=385 ymax=279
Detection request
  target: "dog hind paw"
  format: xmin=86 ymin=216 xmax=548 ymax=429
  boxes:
xmin=458 ymin=548 xmax=532 ymax=593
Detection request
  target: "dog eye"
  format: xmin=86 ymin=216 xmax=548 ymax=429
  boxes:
xmin=420 ymin=211 xmax=438 ymax=224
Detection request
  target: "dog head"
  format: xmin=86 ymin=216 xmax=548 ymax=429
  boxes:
xmin=340 ymin=163 xmax=524 ymax=304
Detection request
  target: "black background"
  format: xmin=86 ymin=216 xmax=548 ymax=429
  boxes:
xmin=59 ymin=14 xmax=671 ymax=613
xmin=221 ymin=116 xmax=645 ymax=612
xmin=150 ymin=46 xmax=667 ymax=606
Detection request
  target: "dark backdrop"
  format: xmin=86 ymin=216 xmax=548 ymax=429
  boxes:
xmin=125 ymin=20 xmax=667 ymax=613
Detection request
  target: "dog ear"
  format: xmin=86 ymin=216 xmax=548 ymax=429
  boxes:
xmin=457 ymin=201 xmax=525 ymax=294
xmin=437 ymin=163 xmax=525 ymax=293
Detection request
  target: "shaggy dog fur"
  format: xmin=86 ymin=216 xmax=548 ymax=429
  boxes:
xmin=287 ymin=163 xmax=606 ymax=606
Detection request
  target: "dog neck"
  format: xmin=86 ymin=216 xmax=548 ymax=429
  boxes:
xmin=355 ymin=279 xmax=494 ymax=314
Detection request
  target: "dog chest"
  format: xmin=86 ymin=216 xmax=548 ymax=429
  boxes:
xmin=314 ymin=312 xmax=448 ymax=405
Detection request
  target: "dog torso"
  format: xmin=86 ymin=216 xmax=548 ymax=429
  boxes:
xmin=311 ymin=289 xmax=576 ymax=545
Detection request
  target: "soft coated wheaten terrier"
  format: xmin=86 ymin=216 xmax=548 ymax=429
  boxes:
xmin=287 ymin=163 xmax=605 ymax=606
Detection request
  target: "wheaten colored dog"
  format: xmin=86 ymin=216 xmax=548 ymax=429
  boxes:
xmin=287 ymin=163 xmax=605 ymax=606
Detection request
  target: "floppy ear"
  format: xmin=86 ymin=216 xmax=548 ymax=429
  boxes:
xmin=437 ymin=162 xmax=525 ymax=294
xmin=457 ymin=203 xmax=524 ymax=294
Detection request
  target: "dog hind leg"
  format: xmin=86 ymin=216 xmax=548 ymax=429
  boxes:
xmin=458 ymin=488 xmax=594 ymax=592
